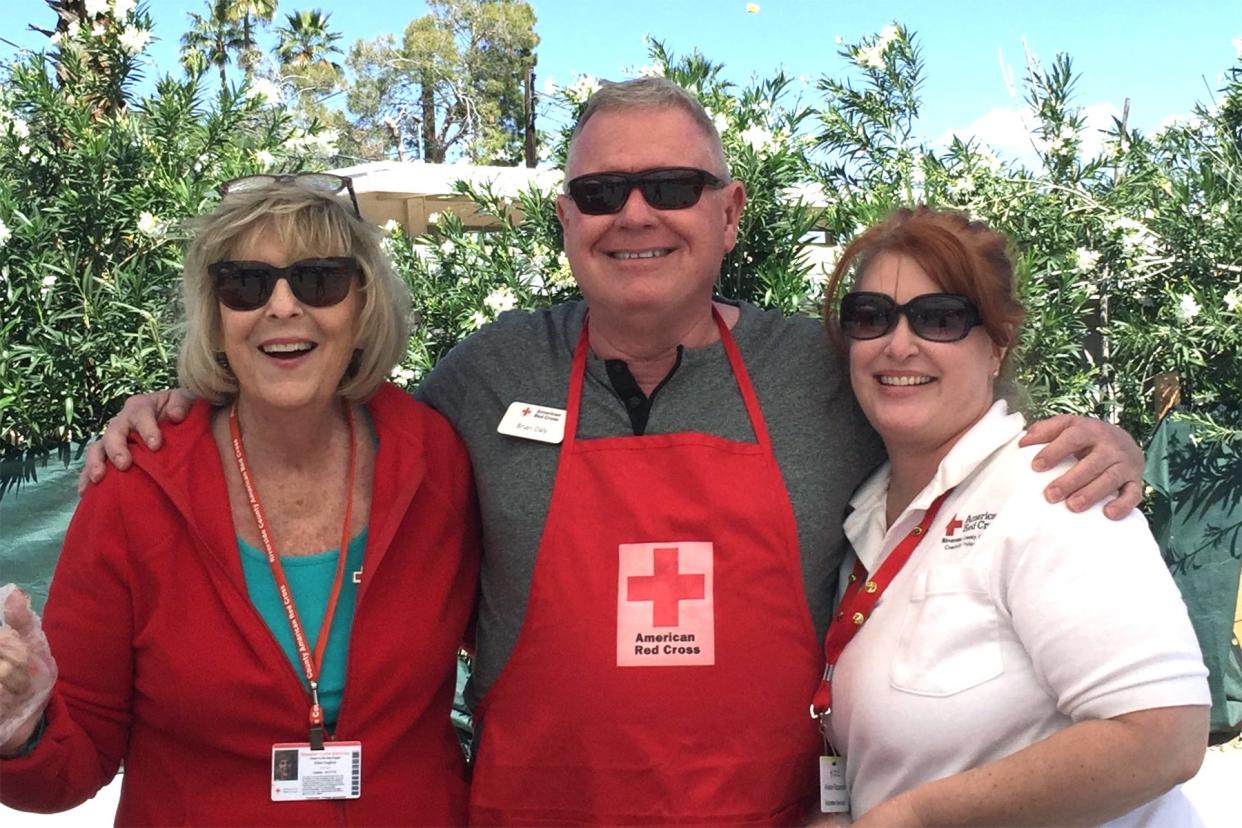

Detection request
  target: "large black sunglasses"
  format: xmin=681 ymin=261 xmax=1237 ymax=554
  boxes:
xmin=218 ymin=172 xmax=362 ymax=219
xmin=840 ymin=292 xmax=983 ymax=342
xmin=209 ymin=257 xmax=361 ymax=311
xmin=565 ymin=167 xmax=727 ymax=215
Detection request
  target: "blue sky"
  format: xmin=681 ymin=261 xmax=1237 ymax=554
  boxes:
xmin=4 ymin=1 xmax=1240 ymax=163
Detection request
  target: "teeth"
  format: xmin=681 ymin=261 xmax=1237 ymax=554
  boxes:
xmin=610 ymin=249 xmax=669 ymax=260
xmin=879 ymin=375 xmax=933 ymax=386
xmin=261 ymin=342 xmax=314 ymax=354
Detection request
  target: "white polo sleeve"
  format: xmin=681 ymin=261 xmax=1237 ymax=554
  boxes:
xmin=997 ymin=499 xmax=1210 ymax=722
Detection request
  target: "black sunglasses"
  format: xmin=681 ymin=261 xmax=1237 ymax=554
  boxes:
xmin=840 ymin=292 xmax=983 ymax=342
xmin=218 ymin=172 xmax=362 ymax=219
xmin=565 ymin=167 xmax=727 ymax=215
xmin=209 ymin=257 xmax=361 ymax=311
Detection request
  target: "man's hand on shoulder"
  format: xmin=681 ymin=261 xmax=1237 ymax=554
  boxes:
xmin=1018 ymin=414 xmax=1144 ymax=520
xmin=77 ymin=388 xmax=195 ymax=494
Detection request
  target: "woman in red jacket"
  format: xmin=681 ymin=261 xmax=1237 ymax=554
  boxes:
xmin=0 ymin=174 xmax=479 ymax=825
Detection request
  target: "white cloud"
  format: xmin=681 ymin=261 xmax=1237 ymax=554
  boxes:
xmin=937 ymin=101 xmax=1120 ymax=168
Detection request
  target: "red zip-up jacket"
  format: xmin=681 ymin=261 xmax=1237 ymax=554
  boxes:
xmin=1 ymin=384 xmax=479 ymax=825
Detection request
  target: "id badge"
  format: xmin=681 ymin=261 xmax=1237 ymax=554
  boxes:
xmin=271 ymin=742 xmax=362 ymax=801
xmin=819 ymin=754 xmax=849 ymax=814
xmin=496 ymin=401 xmax=566 ymax=444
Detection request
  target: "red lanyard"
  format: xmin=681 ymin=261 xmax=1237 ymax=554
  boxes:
xmin=810 ymin=488 xmax=953 ymax=722
xmin=228 ymin=401 xmax=358 ymax=749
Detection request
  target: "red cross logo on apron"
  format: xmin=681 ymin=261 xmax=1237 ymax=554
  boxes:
xmin=626 ymin=547 xmax=706 ymax=626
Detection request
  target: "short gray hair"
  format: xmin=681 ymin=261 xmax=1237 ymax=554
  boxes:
xmin=178 ymin=180 xmax=411 ymax=405
xmin=568 ymin=77 xmax=728 ymax=176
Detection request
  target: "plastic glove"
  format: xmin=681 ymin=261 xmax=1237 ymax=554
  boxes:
xmin=0 ymin=584 xmax=58 ymax=752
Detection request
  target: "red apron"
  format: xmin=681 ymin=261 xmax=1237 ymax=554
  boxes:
xmin=470 ymin=311 xmax=823 ymax=825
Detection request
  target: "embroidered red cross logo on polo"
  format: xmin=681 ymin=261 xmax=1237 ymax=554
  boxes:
xmin=616 ymin=541 xmax=715 ymax=666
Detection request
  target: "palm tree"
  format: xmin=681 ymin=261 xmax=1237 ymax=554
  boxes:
xmin=275 ymin=9 xmax=343 ymax=73
xmin=181 ymin=0 xmax=245 ymax=88
xmin=228 ymin=0 xmax=280 ymax=74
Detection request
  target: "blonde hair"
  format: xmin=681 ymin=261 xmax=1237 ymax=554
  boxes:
xmin=178 ymin=179 xmax=411 ymax=404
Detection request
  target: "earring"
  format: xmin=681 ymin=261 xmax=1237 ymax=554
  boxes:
xmin=214 ymin=351 xmax=232 ymax=373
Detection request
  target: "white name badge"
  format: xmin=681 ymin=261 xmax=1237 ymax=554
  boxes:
xmin=497 ymin=401 xmax=566 ymax=444
xmin=271 ymin=742 xmax=361 ymax=801
xmin=819 ymin=754 xmax=849 ymax=814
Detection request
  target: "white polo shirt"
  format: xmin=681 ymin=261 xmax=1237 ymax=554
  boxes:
xmin=827 ymin=401 xmax=1210 ymax=825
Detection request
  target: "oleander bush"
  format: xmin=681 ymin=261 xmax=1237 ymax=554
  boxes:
xmin=2 ymin=14 xmax=1239 ymax=487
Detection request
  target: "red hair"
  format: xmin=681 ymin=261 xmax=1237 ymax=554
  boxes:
xmin=823 ymin=207 xmax=1025 ymax=367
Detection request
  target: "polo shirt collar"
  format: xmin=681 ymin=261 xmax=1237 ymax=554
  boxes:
xmin=845 ymin=400 xmax=1026 ymax=571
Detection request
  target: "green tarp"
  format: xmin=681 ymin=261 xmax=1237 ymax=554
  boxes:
xmin=1144 ymin=414 xmax=1242 ymax=739
xmin=0 ymin=446 xmax=84 ymax=613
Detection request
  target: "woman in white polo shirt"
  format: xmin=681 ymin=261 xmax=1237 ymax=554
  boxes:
xmin=813 ymin=207 xmax=1210 ymax=826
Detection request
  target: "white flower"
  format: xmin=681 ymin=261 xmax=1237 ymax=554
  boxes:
xmin=637 ymin=63 xmax=665 ymax=78
xmin=1175 ymin=294 xmax=1201 ymax=322
xmin=740 ymin=124 xmax=774 ymax=152
xmin=834 ymin=35 xmax=844 ymax=45
xmin=91 ymin=23 xmax=106 ymax=37
xmin=856 ymin=43 xmax=886 ymax=70
xmin=468 ymin=311 xmax=488 ymax=330
xmin=9 ymin=117 xmax=28 ymax=139
xmin=382 ymin=219 xmax=401 ymax=235
xmin=40 ymin=273 xmax=57 ymax=297
xmin=708 ymin=109 xmax=729 ymax=136
xmin=0 ymin=218 xmax=11 ymax=248
xmin=390 ymin=364 xmax=416 ymax=385
xmin=83 ymin=0 xmax=109 ymax=17
xmin=440 ymin=239 xmax=457 ymax=256
xmin=878 ymin=24 xmax=899 ymax=47
xmin=118 ymin=26 xmax=151 ymax=55
xmin=113 ymin=0 xmax=137 ymax=19
xmin=137 ymin=210 xmax=164 ymax=238
xmin=427 ymin=212 xmax=441 ymax=226
xmin=67 ymin=20 xmax=81 ymax=39
xmin=255 ymin=149 xmax=275 ymax=168
xmin=746 ymin=3 xmax=760 ymax=13
xmin=246 ymin=77 xmax=283 ymax=106
xmin=50 ymin=31 xmax=62 ymax=45
xmin=948 ymin=175 xmax=975 ymax=196
xmin=1224 ymin=289 xmax=1241 ymax=312
xmin=484 ymin=286 xmax=517 ymax=315
xmin=1217 ymin=201 xmax=1230 ymax=215
xmin=566 ymin=74 xmax=601 ymax=104
xmin=1074 ymin=248 xmax=1100 ymax=272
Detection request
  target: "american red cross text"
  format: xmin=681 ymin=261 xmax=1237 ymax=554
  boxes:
xmin=627 ymin=547 xmax=705 ymax=627
xmin=944 ymin=515 xmax=964 ymax=536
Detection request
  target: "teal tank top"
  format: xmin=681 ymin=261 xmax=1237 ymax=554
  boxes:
xmin=239 ymin=531 xmax=367 ymax=727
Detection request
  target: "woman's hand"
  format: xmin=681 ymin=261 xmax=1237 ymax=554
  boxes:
xmin=77 ymin=388 xmax=195 ymax=494
xmin=0 ymin=587 xmax=58 ymax=755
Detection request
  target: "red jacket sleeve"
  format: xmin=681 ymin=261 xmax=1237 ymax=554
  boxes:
xmin=1 ymin=473 xmax=133 ymax=813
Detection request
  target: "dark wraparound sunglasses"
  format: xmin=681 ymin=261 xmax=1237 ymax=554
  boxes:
xmin=209 ymin=257 xmax=361 ymax=311
xmin=218 ymin=172 xmax=362 ymax=219
xmin=565 ymin=167 xmax=727 ymax=215
xmin=840 ymin=292 xmax=983 ymax=342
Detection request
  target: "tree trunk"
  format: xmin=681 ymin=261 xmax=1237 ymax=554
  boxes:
xmin=420 ymin=71 xmax=437 ymax=162
xmin=524 ymin=63 xmax=537 ymax=168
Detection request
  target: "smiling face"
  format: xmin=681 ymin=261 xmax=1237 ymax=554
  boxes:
xmin=848 ymin=252 xmax=1004 ymax=460
xmin=555 ymin=105 xmax=745 ymax=328
xmin=217 ymin=230 xmax=360 ymax=415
